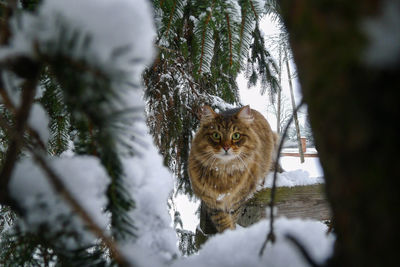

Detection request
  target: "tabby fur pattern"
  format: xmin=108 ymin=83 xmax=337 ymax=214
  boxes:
xmin=188 ymin=105 xmax=275 ymax=232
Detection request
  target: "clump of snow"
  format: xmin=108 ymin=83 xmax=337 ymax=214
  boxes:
xmin=363 ymin=0 xmax=400 ymax=68
xmin=264 ymin=170 xmax=324 ymax=188
xmin=9 ymin=156 xmax=110 ymax=248
xmin=172 ymin=218 xmax=334 ymax=267
xmin=28 ymin=103 xmax=50 ymax=144
xmin=120 ymin=121 xmax=178 ymax=263
xmin=210 ymin=95 xmax=236 ymax=112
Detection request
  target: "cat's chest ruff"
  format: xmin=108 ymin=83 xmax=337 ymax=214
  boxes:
xmin=211 ymin=160 xmax=246 ymax=176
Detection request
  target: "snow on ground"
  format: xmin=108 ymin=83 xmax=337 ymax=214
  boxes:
xmin=263 ymin=156 xmax=324 ymax=188
xmin=172 ymin=218 xmax=335 ymax=267
xmin=263 ymin=169 xmax=324 ymax=188
xmin=280 ymin=155 xmax=324 ymax=178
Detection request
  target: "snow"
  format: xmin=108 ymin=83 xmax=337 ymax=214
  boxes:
xmin=363 ymin=0 xmax=400 ymax=67
xmin=120 ymin=121 xmax=179 ymax=263
xmin=264 ymin=169 xmax=324 ymax=188
xmin=9 ymin=156 xmax=110 ymax=249
xmin=173 ymin=193 xmax=200 ymax=232
xmin=210 ymin=95 xmax=236 ymax=112
xmin=263 ymin=156 xmax=325 ymax=188
xmin=172 ymin=218 xmax=334 ymax=267
xmin=28 ymin=103 xmax=50 ymax=144
xmin=280 ymin=156 xmax=323 ymax=178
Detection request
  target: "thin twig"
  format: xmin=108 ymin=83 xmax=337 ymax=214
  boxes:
xmin=259 ymin=100 xmax=304 ymax=257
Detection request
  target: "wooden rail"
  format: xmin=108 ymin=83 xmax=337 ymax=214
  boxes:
xmin=281 ymin=152 xmax=319 ymax=157
xmin=238 ymin=184 xmax=331 ymax=227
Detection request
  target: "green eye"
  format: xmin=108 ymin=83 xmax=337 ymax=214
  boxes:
xmin=232 ymin=132 xmax=241 ymax=140
xmin=212 ymin=132 xmax=221 ymax=139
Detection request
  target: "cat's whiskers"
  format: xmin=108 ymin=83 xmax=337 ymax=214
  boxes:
xmin=193 ymin=151 xmax=213 ymax=163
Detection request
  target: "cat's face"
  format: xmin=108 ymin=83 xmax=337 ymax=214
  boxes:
xmin=197 ymin=106 xmax=255 ymax=163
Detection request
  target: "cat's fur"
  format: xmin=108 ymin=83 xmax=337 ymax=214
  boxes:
xmin=188 ymin=105 xmax=275 ymax=232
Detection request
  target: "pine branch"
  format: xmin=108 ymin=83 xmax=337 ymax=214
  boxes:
xmin=164 ymin=0 xmax=177 ymax=39
xmin=238 ymin=2 xmax=255 ymax=68
xmin=198 ymin=8 xmax=213 ymax=74
xmin=225 ymin=13 xmax=233 ymax=66
xmin=238 ymin=6 xmax=247 ymax=63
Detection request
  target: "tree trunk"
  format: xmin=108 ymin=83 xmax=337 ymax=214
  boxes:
xmin=280 ymin=1 xmax=400 ymax=266
xmin=285 ymin=48 xmax=305 ymax=163
xmin=277 ymin=46 xmax=282 ymax=134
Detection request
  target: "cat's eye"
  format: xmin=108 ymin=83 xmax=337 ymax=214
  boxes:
xmin=232 ymin=132 xmax=241 ymax=140
xmin=212 ymin=132 xmax=221 ymax=139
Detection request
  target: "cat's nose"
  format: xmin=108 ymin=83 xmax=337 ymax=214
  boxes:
xmin=223 ymin=145 xmax=230 ymax=152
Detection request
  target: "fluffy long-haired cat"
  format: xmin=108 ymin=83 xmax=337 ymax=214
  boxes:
xmin=188 ymin=105 xmax=275 ymax=232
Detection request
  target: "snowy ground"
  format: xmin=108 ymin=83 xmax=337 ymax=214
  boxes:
xmin=174 ymin=155 xmax=325 ymax=232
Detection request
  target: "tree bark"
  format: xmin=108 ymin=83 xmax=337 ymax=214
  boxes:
xmin=277 ymin=46 xmax=282 ymax=134
xmin=280 ymin=1 xmax=400 ymax=266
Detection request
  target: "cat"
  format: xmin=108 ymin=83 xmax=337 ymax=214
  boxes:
xmin=188 ymin=105 xmax=275 ymax=232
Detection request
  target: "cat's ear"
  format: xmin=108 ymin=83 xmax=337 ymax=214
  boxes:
xmin=237 ymin=105 xmax=254 ymax=123
xmin=201 ymin=105 xmax=217 ymax=123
